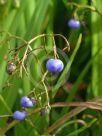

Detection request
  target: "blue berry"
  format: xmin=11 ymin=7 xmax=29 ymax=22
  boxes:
xmin=46 ymin=59 xmax=64 ymax=73
xmin=68 ymin=19 xmax=80 ymax=28
xmin=13 ymin=111 xmax=27 ymax=121
xmin=20 ymin=96 xmax=35 ymax=108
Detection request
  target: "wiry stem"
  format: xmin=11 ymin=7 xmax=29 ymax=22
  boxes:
xmin=67 ymin=2 xmax=102 ymax=17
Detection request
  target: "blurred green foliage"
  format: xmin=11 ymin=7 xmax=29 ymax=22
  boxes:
xmin=0 ymin=0 xmax=102 ymax=135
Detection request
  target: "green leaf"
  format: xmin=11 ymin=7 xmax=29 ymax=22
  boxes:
xmin=52 ymin=34 xmax=82 ymax=98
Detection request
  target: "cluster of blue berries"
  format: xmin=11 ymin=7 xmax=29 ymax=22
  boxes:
xmin=6 ymin=17 xmax=80 ymax=122
xmin=13 ymin=96 xmax=36 ymax=121
xmin=68 ymin=19 xmax=80 ymax=29
xmin=13 ymin=58 xmax=64 ymax=121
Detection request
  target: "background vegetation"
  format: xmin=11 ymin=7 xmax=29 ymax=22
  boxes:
xmin=0 ymin=0 xmax=102 ymax=135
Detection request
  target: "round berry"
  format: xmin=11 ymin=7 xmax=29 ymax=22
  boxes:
xmin=20 ymin=96 xmax=35 ymax=108
xmin=6 ymin=62 xmax=16 ymax=75
xmin=68 ymin=19 xmax=80 ymax=28
xmin=46 ymin=59 xmax=64 ymax=73
xmin=13 ymin=111 xmax=27 ymax=121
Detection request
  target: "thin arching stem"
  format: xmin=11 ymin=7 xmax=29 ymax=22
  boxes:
xmin=67 ymin=2 xmax=102 ymax=17
xmin=0 ymin=115 xmax=12 ymax=118
xmin=28 ymin=34 xmax=70 ymax=52
xmin=12 ymin=34 xmax=70 ymax=53
xmin=0 ymin=31 xmax=27 ymax=46
xmin=67 ymin=2 xmax=96 ymax=11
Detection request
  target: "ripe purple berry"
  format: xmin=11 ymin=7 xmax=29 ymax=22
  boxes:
xmin=6 ymin=62 xmax=16 ymax=75
xmin=46 ymin=59 xmax=64 ymax=73
xmin=20 ymin=96 xmax=35 ymax=108
xmin=13 ymin=111 xmax=27 ymax=121
xmin=68 ymin=19 xmax=80 ymax=29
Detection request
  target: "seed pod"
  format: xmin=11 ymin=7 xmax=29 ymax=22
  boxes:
xmin=39 ymin=107 xmax=46 ymax=116
xmin=6 ymin=62 xmax=16 ymax=75
xmin=6 ymin=116 xmax=14 ymax=124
